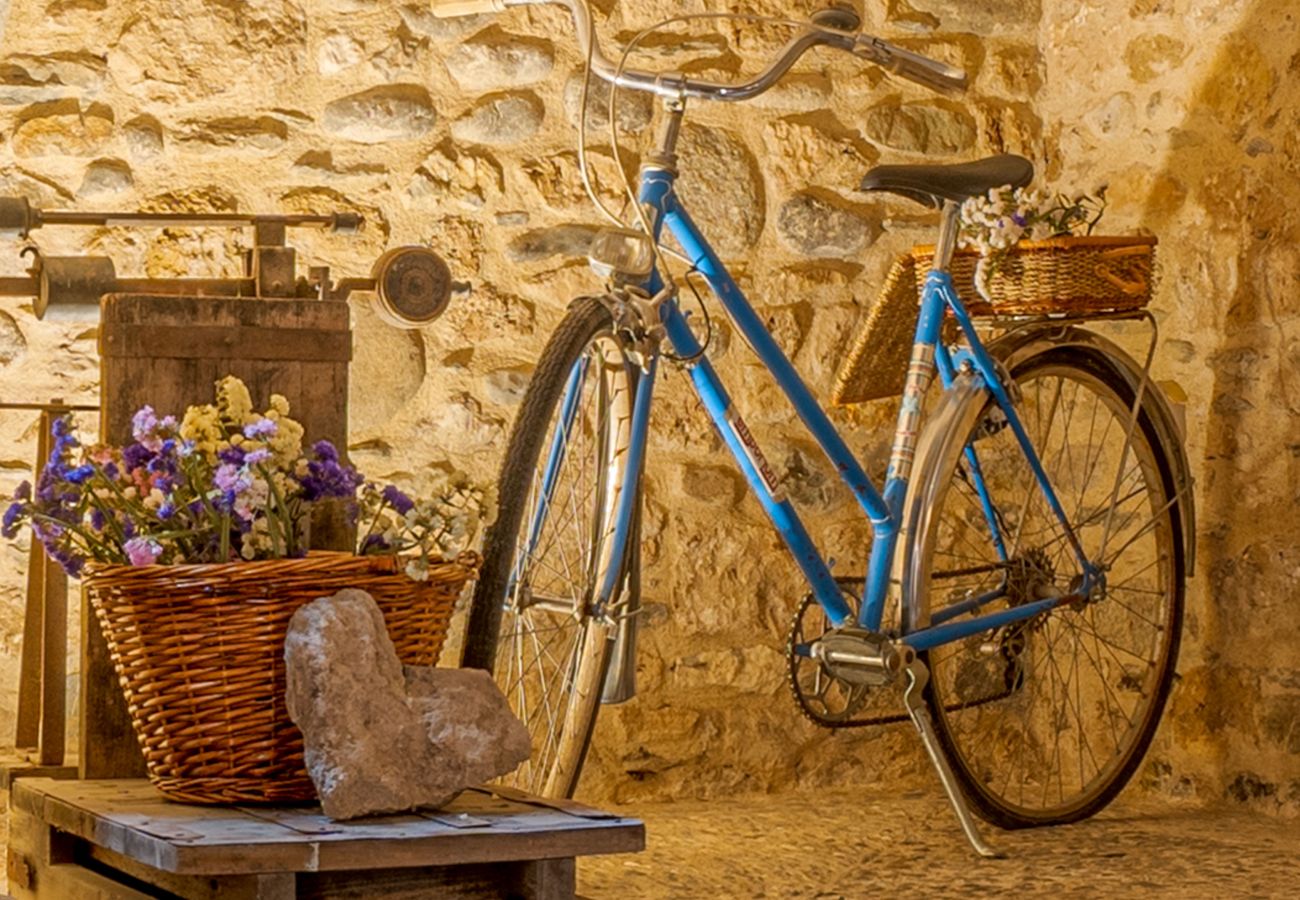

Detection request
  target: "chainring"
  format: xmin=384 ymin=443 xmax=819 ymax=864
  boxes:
xmin=785 ymin=593 xmax=909 ymax=729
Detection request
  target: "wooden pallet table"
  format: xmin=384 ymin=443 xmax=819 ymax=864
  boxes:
xmin=6 ymin=779 xmax=644 ymax=899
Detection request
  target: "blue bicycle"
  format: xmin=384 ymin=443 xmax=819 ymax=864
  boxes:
xmin=447 ymin=0 xmax=1193 ymax=855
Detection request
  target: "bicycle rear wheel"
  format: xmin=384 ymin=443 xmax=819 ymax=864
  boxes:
xmin=464 ymin=297 xmax=638 ymax=798
xmin=907 ymin=346 xmax=1184 ymax=828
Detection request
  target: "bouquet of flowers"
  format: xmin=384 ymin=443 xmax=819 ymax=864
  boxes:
xmin=957 ymin=185 xmax=1107 ymax=299
xmin=1 ymin=376 xmax=489 ymax=582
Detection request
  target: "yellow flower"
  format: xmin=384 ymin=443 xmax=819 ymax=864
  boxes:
xmin=180 ymin=404 xmax=223 ymax=459
xmin=269 ymin=394 xmax=290 ymax=416
xmin=216 ymin=376 xmax=253 ymax=425
xmin=268 ymin=415 xmax=304 ymax=466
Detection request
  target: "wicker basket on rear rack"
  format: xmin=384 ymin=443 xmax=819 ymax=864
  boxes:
xmin=831 ymin=235 xmax=1157 ymax=406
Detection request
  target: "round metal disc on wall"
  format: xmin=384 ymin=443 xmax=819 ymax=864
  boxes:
xmin=370 ymin=246 xmax=453 ymax=329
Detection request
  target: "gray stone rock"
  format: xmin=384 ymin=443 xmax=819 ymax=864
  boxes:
xmin=178 ymin=115 xmax=288 ymax=152
xmin=284 ymin=589 xmax=530 ymax=820
xmin=506 ymin=224 xmax=598 ymax=263
xmin=78 ymin=158 xmax=132 ymax=197
xmin=0 ymin=51 xmax=105 ymax=103
xmin=681 ymin=464 xmax=741 ymax=506
xmin=863 ymin=100 xmax=976 ymax=156
xmin=322 ymin=84 xmax=435 ymax=143
xmin=317 ymin=33 xmax=364 ymax=75
xmin=483 ymin=366 xmax=532 ymax=405
xmin=562 ymin=71 xmax=655 ymax=134
xmin=397 ymin=5 xmax=489 ymax=40
xmin=446 ymin=32 xmax=553 ymax=89
xmin=676 ymin=124 xmax=764 ymax=256
xmin=905 ymin=0 xmax=1042 ymax=32
xmin=0 ymin=311 xmax=27 ymax=366
xmin=451 ymin=92 xmax=543 ymax=145
xmin=776 ymin=194 xmax=874 ymax=258
xmin=123 ymin=115 xmax=163 ymax=158
xmin=12 ymin=99 xmax=113 ymax=157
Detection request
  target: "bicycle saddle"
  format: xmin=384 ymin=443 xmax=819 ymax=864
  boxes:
xmin=859 ymin=154 xmax=1034 ymax=208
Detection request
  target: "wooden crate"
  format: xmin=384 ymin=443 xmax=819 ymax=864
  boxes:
xmin=6 ymin=778 xmax=644 ymax=899
xmin=85 ymin=294 xmax=352 ymax=781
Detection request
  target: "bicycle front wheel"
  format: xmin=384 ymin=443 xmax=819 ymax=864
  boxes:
xmin=464 ymin=297 xmax=638 ymax=798
xmin=908 ymin=346 xmax=1185 ymax=828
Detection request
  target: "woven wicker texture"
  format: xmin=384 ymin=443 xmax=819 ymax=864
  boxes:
xmin=832 ymin=235 xmax=1157 ymax=406
xmin=82 ymin=551 xmax=479 ymax=805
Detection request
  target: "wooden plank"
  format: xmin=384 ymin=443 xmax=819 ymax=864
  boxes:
xmin=17 ymin=779 xmax=644 ymax=877
xmin=297 ymin=858 xmax=574 ymax=900
xmin=85 ymin=843 xmax=298 ymax=900
xmin=0 ymin=752 xmax=78 ymax=791
xmin=79 ymin=587 xmax=145 ymax=780
xmin=7 ymin=805 xmax=155 ymax=900
xmin=100 ymin=294 xmax=348 ymax=330
xmin=38 ymin=540 xmax=67 ymax=766
xmin=13 ymin=415 xmax=50 ymax=751
xmin=100 ymin=325 xmax=351 ymax=362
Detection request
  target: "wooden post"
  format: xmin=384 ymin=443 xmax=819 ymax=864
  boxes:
xmin=9 ymin=405 xmax=76 ymax=775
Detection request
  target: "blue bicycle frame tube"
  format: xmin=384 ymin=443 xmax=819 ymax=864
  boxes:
xmin=938 ymin=276 xmax=1091 ymax=574
xmin=596 ymin=164 xmax=1097 ymax=650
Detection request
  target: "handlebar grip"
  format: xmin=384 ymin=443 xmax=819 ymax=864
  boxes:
xmin=858 ymin=36 xmax=968 ymax=93
xmin=429 ymin=0 xmax=505 ymax=18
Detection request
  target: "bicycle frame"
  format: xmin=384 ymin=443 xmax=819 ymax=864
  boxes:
xmin=541 ymin=138 xmax=1097 ymax=655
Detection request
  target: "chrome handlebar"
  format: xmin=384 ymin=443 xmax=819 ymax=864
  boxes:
xmin=429 ymin=0 xmax=968 ymax=99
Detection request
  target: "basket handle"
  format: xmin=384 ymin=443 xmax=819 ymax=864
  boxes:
xmin=1094 ymin=246 xmax=1151 ymax=297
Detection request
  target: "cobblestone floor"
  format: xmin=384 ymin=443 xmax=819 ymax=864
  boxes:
xmin=577 ymin=789 xmax=1300 ymax=898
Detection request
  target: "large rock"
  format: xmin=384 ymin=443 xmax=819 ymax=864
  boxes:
xmin=451 ymin=92 xmax=543 ymax=145
xmin=445 ymin=32 xmax=553 ymax=89
xmin=322 ymin=84 xmax=436 ymax=143
xmin=675 ymin=124 xmax=765 ymax=256
xmin=284 ymin=589 xmax=530 ymax=820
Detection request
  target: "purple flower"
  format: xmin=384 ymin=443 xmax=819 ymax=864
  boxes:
xmin=122 ymin=442 xmax=154 ymax=472
xmin=90 ymin=508 xmax=106 ymax=532
xmin=361 ymin=533 xmax=391 ymax=553
xmin=218 ymin=445 xmax=246 ymax=466
xmin=2 ymin=502 xmax=23 ymax=539
xmin=382 ymin=485 xmax=415 ymax=515
xmin=66 ymin=464 xmax=96 ymax=484
xmin=300 ymin=443 xmax=361 ymax=502
xmin=157 ymin=501 xmax=177 ymax=520
xmin=14 ymin=481 xmax=31 ymax=501
xmin=243 ymin=448 xmax=272 ymax=465
xmin=124 ymin=537 xmax=162 ymax=566
xmin=131 ymin=406 xmax=159 ymax=442
xmin=214 ymin=463 xmax=251 ymax=495
xmin=243 ymin=419 xmax=278 ymax=439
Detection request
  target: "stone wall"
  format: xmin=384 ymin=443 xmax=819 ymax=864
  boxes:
xmin=0 ymin=0 xmax=1295 ymax=814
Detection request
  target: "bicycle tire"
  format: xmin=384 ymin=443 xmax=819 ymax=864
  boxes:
xmin=904 ymin=345 xmax=1185 ymax=828
xmin=464 ymin=297 xmax=638 ymax=799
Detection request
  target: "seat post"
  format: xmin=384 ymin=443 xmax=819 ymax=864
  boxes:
xmin=931 ymin=200 xmax=961 ymax=273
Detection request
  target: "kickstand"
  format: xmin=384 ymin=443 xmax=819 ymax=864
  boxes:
xmin=902 ymin=657 xmax=1006 ymax=859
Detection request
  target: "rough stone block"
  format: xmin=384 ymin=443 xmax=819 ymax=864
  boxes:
xmin=284 ymin=589 xmax=530 ymax=820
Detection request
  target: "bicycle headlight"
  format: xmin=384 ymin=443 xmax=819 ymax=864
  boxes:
xmin=588 ymin=227 xmax=655 ymax=283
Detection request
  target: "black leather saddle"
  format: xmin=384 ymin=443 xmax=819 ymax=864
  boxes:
xmin=860 ymin=154 xmax=1034 ymax=208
